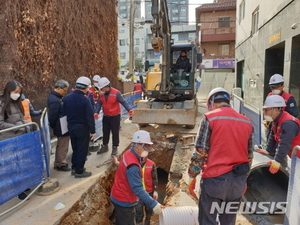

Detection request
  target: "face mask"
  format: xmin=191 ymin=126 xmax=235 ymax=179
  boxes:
xmin=264 ymin=115 xmax=273 ymax=121
xmin=272 ymin=89 xmax=281 ymax=95
xmin=10 ymin=93 xmax=20 ymax=100
xmin=141 ymin=150 xmax=149 ymax=157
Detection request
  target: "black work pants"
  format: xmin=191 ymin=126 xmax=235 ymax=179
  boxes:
xmin=113 ymin=202 xmax=136 ymax=225
xmin=199 ymin=171 xmax=247 ymax=225
xmin=69 ymin=124 xmax=90 ymax=174
xmin=102 ymin=114 xmax=120 ymax=147
xmin=135 ymin=198 xmax=153 ymax=225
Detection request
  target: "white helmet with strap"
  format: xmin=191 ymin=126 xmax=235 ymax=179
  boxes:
xmin=93 ymin=75 xmax=101 ymax=82
xmin=132 ymin=130 xmax=153 ymax=145
xmin=207 ymin=87 xmax=230 ymax=111
xmin=76 ymin=76 xmax=91 ymax=88
xmin=263 ymin=95 xmax=286 ymax=108
xmin=269 ymin=74 xmax=284 ymax=85
xmin=98 ymin=77 xmax=110 ymax=89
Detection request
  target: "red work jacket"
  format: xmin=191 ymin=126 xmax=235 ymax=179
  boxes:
xmin=203 ymin=107 xmax=252 ymax=178
xmin=100 ymin=88 xmax=121 ymax=116
xmin=271 ymin=111 xmax=300 ymax=157
xmin=111 ymin=150 xmax=141 ymax=203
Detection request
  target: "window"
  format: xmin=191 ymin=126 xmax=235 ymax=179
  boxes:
xmin=180 ymin=0 xmax=186 ymax=4
xmin=239 ymin=0 xmax=245 ymax=23
xmin=120 ymin=53 xmax=126 ymax=59
xmin=172 ymin=9 xmax=179 ymax=14
xmin=252 ymin=8 xmax=259 ymax=34
xmin=180 ymin=16 xmax=186 ymax=21
xmin=219 ymin=44 xmax=229 ymax=55
xmin=172 ymin=17 xmax=179 ymax=22
xmin=181 ymin=8 xmax=186 ymax=13
xmin=119 ymin=39 xmax=126 ymax=46
xmin=134 ymin=38 xmax=140 ymax=45
xmin=219 ymin=17 xmax=230 ymax=28
xmin=172 ymin=34 xmax=179 ymax=41
xmin=120 ymin=13 xmax=127 ymax=18
xmin=119 ymin=29 xmax=125 ymax=33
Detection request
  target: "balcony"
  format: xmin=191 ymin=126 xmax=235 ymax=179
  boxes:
xmin=200 ymin=27 xmax=235 ymax=42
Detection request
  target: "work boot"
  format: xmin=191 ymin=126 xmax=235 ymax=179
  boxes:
xmin=74 ymin=171 xmax=92 ymax=178
xmin=71 ymin=168 xmax=86 ymax=176
xmin=112 ymin=146 xmax=118 ymax=156
xmin=97 ymin=144 xmax=109 ymax=154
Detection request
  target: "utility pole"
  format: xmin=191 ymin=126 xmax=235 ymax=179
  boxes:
xmin=128 ymin=0 xmax=135 ymax=78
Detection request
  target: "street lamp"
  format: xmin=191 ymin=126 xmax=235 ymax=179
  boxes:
xmin=128 ymin=0 xmax=135 ymax=78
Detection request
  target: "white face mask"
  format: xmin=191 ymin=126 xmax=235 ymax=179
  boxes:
xmin=272 ymin=89 xmax=281 ymax=95
xmin=264 ymin=115 xmax=273 ymax=121
xmin=141 ymin=150 xmax=149 ymax=157
xmin=10 ymin=93 xmax=20 ymax=100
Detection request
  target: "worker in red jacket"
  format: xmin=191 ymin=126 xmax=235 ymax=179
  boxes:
xmin=262 ymin=95 xmax=300 ymax=174
xmin=188 ymin=87 xmax=253 ymax=225
xmin=110 ymin=130 xmax=163 ymax=225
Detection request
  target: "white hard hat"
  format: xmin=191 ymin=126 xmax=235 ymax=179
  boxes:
xmin=263 ymin=95 xmax=286 ymax=108
xmin=76 ymin=76 xmax=91 ymax=86
xmin=92 ymin=75 xmax=101 ymax=82
xmin=98 ymin=77 xmax=110 ymax=89
xmin=207 ymin=87 xmax=230 ymax=108
xmin=132 ymin=130 xmax=153 ymax=145
xmin=269 ymin=74 xmax=284 ymax=85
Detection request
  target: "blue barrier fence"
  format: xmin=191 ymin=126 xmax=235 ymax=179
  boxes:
xmin=0 ymin=128 xmax=44 ymax=205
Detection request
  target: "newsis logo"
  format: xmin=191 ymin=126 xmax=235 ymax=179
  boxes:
xmin=210 ymin=202 xmax=287 ymax=214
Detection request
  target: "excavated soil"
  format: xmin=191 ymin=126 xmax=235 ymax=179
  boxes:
xmin=0 ymin=0 xmax=120 ymax=109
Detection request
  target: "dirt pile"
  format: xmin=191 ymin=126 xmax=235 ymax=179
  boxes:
xmin=0 ymin=0 xmax=119 ymax=109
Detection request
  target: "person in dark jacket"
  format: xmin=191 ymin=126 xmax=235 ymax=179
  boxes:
xmin=175 ymin=50 xmax=190 ymax=73
xmin=63 ymin=76 xmax=96 ymax=178
xmin=47 ymin=80 xmax=71 ymax=172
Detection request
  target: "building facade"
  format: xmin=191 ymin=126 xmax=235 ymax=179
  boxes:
xmin=236 ymin=0 xmax=300 ymax=114
xmin=117 ymin=0 xmax=192 ymax=69
xmin=195 ymin=0 xmax=236 ymax=96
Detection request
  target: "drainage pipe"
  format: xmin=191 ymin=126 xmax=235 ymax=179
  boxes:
xmin=159 ymin=206 xmax=198 ymax=225
xmin=243 ymin=152 xmax=290 ymax=213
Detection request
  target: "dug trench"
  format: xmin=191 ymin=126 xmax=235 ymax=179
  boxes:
xmin=54 ymin=130 xmax=289 ymax=225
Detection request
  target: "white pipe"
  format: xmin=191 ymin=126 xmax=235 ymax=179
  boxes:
xmin=159 ymin=206 xmax=199 ymax=225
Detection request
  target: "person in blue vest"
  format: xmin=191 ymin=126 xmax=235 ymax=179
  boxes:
xmin=63 ymin=76 xmax=95 ymax=178
xmin=95 ymin=77 xmax=133 ymax=156
xmin=110 ymin=130 xmax=163 ymax=225
xmin=188 ymin=87 xmax=253 ymax=225
xmin=135 ymin=156 xmax=158 ymax=225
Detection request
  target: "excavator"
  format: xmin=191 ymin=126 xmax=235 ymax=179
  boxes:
xmin=132 ymin=0 xmax=202 ymax=128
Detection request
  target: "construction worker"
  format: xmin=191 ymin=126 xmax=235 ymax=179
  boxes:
xmin=96 ymin=77 xmax=133 ymax=156
xmin=110 ymin=130 xmax=164 ymax=225
xmin=63 ymin=76 xmax=96 ymax=178
xmin=175 ymin=50 xmax=190 ymax=73
xmin=133 ymin=80 xmax=143 ymax=94
xmin=21 ymin=94 xmax=42 ymax=124
xmin=135 ymin=156 xmax=158 ymax=225
xmin=188 ymin=87 xmax=253 ymax=225
xmin=261 ymin=95 xmax=300 ymax=174
xmin=87 ymin=74 xmax=101 ymax=109
xmin=47 ymin=80 xmax=71 ymax=172
xmin=268 ymin=74 xmax=298 ymax=117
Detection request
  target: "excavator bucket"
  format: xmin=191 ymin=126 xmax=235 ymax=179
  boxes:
xmin=132 ymin=100 xmax=197 ymax=128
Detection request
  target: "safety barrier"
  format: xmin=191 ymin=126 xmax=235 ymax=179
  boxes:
xmin=231 ymin=94 xmax=261 ymax=145
xmin=0 ymin=123 xmax=45 ymax=215
xmin=284 ymin=146 xmax=300 ymax=225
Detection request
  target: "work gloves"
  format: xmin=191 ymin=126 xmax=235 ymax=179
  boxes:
xmin=94 ymin=113 xmax=99 ymax=119
xmin=254 ymin=145 xmax=269 ymax=155
xmin=153 ymin=203 xmax=164 ymax=214
xmin=267 ymin=160 xmax=280 ymax=174
xmin=153 ymin=191 xmax=158 ymax=200
xmin=188 ymin=177 xmax=197 ymax=197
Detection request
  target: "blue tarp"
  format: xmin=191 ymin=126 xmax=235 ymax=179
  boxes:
xmin=0 ymin=131 xmax=44 ymax=205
